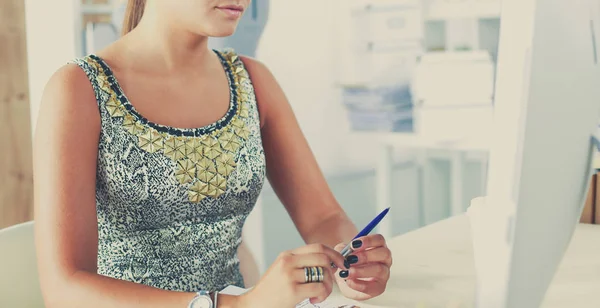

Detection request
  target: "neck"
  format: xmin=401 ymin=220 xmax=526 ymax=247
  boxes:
xmin=126 ymin=5 xmax=212 ymax=72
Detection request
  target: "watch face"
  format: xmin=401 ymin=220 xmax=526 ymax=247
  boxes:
xmin=190 ymin=296 xmax=212 ymax=308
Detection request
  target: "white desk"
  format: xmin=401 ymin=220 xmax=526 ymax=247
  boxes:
xmin=363 ymin=215 xmax=600 ymax=308
xmin=371 ymin=132 xmax=490 ymax=238
xmin=594 ymin=152 xmax=600 ymax=170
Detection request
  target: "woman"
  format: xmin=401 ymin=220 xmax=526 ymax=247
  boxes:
xmin=33 ymin=0 xmax=393 ymax=307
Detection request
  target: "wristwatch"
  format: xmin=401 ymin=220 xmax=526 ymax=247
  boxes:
xmin=188 ymin=290 xmax=213 ymax=308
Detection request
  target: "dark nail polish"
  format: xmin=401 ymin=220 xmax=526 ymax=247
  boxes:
xmin=352 ymin=240 xmax=363 ymax=249
xmin=339 ymin=270 xmax=349 ymax=278
xmin=347 ymin=255 xmax=359 ymax=264
xmin=330 ymin=261 xmax=337 ymax=269
xmin=344 ymin=260 xmax=350 ymax=269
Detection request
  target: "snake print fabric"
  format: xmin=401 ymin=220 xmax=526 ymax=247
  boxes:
xmin=71 ymin=49 xmax=266 ymax=292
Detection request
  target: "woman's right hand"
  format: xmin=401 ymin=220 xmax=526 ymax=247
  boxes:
xmin=237 ymin=243 xmax=347 ymax=308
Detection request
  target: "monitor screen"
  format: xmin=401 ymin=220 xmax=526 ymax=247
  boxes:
xmin=480 ymin=0 xmax=600 ymax=306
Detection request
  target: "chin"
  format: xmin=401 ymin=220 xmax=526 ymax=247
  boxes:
xmin=210 ymin=29 xmax=237 ymax=38
xmin=202 ymin=23 xmax=239 ymax=38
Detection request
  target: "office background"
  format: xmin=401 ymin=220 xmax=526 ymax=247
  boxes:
xmin=3 ymin=0 xmax=511 ymax=269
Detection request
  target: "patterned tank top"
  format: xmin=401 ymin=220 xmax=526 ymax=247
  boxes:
xmin=71 ymin=49 xmax=266 ymax=292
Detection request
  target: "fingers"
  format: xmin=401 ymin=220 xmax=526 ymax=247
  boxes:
xmin=289 ymin=259 xmax=334 ymax=304
xmin=275 ymin=251 xmax=335 ymax=304
xmin=291 ymin=253 xmax=333 ymax=270
xmin=345 ymin=279 xmax=386 ymax=297
xmin=290 ymin=243 xmax=346 ymax=270
xmin=291 ymin=267 xmax=332 ymax=284
xmin=349 ymin=234 xmax=387 ymax=253
xmin=276 ymin=251 xmax=335 ymax=284
xmin=270 ymin=246 xmax=343 ymax=307
xmin=295 ymin=274 xmax=334 ymax=304
xmin=343 ymin=263 xmax=390 ymax=281
xmin=345 ymin=246 xmax=393 ymax=267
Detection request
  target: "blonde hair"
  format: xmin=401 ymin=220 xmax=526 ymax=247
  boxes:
xmin=122 ymin=0 xmax=146 ymax=36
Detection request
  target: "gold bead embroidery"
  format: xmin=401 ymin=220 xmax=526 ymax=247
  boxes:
xmin=208 ymin=174 xmax=227 ymax=198
xmin=89 ymin=50 xmax=252 ymax=203
xmin=234 ymin=125 xmax=251 ymax=140
xmin=174 ymin=137 xmax=193 ymax=159
xmin=238 ymin=76 xmax=249 ymax=84
xmin=123 ymin=114 xmax=144 ymax=135
xmin=231 ymin=118 xmax=244 ymax=129
xmin=89 ymin=60 xmax=103 ymax=73
xmin=218 ymin=131 xmax=241 ymax=152
xmin=240 ymin=90 xmax=251 ymax=102
xmin=164 ymin=137 xmax=186 ymax=161
xmin=97 ymin=74 xmax=112 ymax=93
xmin=175 ymin=159 xmax=196 ymax=185
xmin=188 ymin=139 xmax=204 ymax=163
xmin=189 ymin=180 xmax=209 ymax=203
xmin=196 ymin=157 xmax=217 ymax=182
xmin=239 ymin=104 xmax=249 ymax=118
xmin=138 ymin=129 xmax=164 ymax=153
xmin=106 ymin=95 xmax=125 ymax=117
xmin=216 ymin=153 xmax=236 ymax=177
xmin=202 ymin=136 xmax=222 ymax=160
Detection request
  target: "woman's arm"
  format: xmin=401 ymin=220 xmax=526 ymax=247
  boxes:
xmin=240 ymin=57 xmax=358 ymax=248
xmin=32 ymin=65 xmax=237 ymax=308
xmin=241 ymin=57 xmax=392 ymax=302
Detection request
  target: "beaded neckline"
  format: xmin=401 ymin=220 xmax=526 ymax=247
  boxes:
xmin=88 ymin=50 xmax=239 ymax=138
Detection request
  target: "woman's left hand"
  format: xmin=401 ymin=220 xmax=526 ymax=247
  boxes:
xmin=334 ymin=234 xmax=392 ymax=301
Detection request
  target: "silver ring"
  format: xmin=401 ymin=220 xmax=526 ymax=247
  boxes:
xmin=304 ymin=266 xmax=324 ymax=283
xmin=313 ymin=266 xmax=323 ymax=283
xmin=310 ymin=267 xmax=318 ymax=283
xmin=317 ymin=266 xmax=324 ymax=282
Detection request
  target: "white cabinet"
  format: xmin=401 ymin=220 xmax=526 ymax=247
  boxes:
xmin=336 ymin=0 xmax=426 ymax=86
xmin=412 ymin=51 xmax=495 ymax=104
xmin=346 ymin=41 xmax=422 ymax=86
xmin=411 ymin=51 xmax=495 ymax=140
xmin=352 ymin=6 xmax=425 ymax=42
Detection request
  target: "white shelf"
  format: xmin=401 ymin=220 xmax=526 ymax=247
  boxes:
xmin=426 ymin=0 xmax=502 ymax=20
xmin=352 ymin=131 xmax=490 ymax=152
xmin=80 ymin=4 xmax=114 ymax=15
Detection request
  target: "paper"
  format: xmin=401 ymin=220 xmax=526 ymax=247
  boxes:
xmin=297 ymin=297 xmax=365 ymax=308
xmin=220 ymin=286 xmax=376 ymax=308
xmin=219 ymin=285 xmax=249 ymax=296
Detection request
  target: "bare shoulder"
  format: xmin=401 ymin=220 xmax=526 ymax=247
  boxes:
xmin=38 ymin=62 xmax=99 ymax=123
xmin=239 ymin=56 xmax=289 ymax=127
xmin=239 ymin=56 xmax=281 ymax=90
xmin=41 ymin=63 xmax=98 ymax=111
xmin=33 ymin=63 xmax=104 ymax=283
xmin=34 ymin=62 xmax=101 ymax=151
xmin=239 ymin=56 xmax=270 ymax=77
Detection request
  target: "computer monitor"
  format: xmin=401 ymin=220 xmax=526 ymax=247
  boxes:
xmin=479 ymin=0 xmax=600 ymax=307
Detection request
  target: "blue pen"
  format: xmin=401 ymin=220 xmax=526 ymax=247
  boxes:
xmin=339 ymin=207 xmax=390 ymax=257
